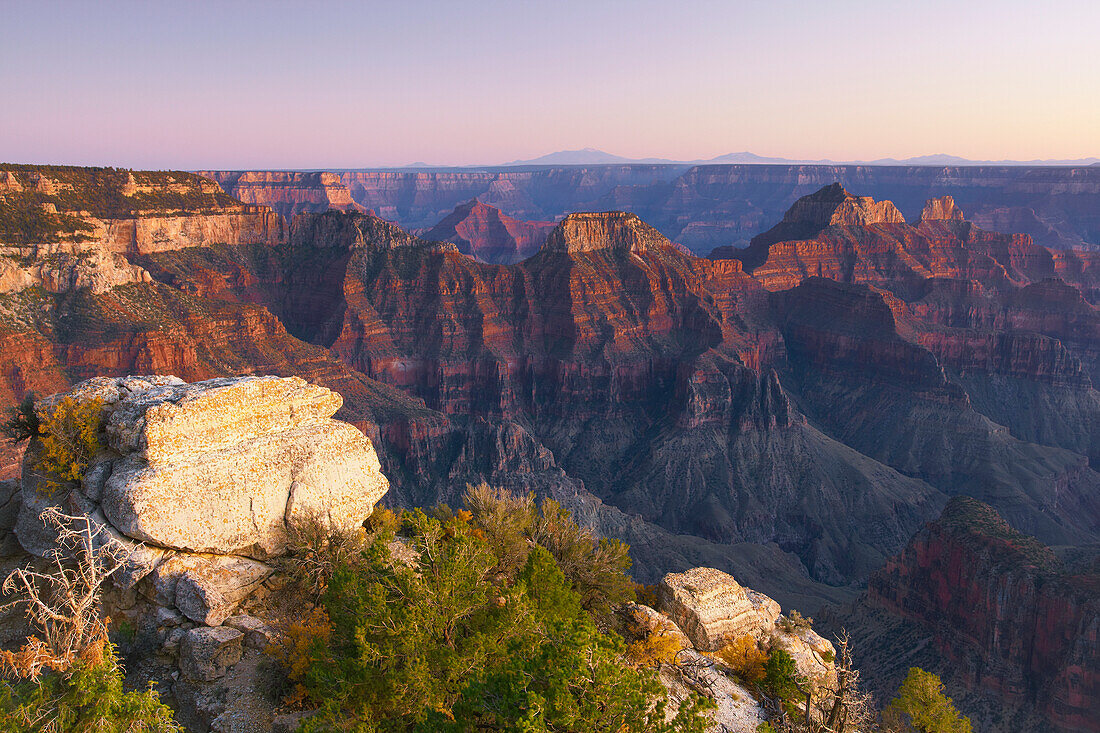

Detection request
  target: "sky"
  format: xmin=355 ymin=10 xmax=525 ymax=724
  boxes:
xmin=1 ymin=0 xmax=1098 ymax=169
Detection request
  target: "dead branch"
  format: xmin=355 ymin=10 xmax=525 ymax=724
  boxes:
xmin=0 ymin=507 xmax=136 ymax=679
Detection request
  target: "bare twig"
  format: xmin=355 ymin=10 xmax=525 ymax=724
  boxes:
xmin=0 ymin=508 xmax=135 ymax=679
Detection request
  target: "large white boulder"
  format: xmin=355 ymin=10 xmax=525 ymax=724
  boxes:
xmin=55 ymin=375 xmax=390 ymax=558
xmin=656 ymin=567 xmax=781 ymax=652
xmin=16 ymin=374 xmax=389 ymax=560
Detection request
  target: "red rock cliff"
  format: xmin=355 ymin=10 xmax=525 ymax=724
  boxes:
xmin=867 ymin=497 xmax=1100 ymax=733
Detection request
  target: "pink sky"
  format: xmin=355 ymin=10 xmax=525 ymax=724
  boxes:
xmin=2 ymin=0 xmax=1097 ymax=169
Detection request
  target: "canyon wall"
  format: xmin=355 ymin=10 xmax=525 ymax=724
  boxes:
xmin=3 ymin=166 xmax=1100 ymax=634
xmin=200 ymin=170 xmax=367 ymax=221
xmin=862 ymin=497 xmax=1099 ymax=733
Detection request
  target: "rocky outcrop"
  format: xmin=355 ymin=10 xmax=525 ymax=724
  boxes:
xmin=656 ymin=567 xmax=781 ymax=651
xmin=623 ymin=568 xmax=837 ymax=732
xmin=541 ymin=211 xmax=673 ymax=254
xmin=0 ymin=165 xmax=284 ymax=296
xmin=863 ymin=497 xmax=1100 ymax=733
xmin=421 ymin=199 xmax=554 ymax=264
xmin=15 ymin=376 xmax=389 ymax=561
xmin=918 ymin=195 xmax=965 ymax=222
xmin=0 ymin=373 xmax=393 ymax=731
xmin=729 ymin=186 xmax=1057 ymax=295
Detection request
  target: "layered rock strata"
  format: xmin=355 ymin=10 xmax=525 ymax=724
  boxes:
xmin=200 ymin=170 xmax=367 ymax=221
xmin=656 ymin=567 xmax=781 ymax=651
xmin=860 ymin=498 xmax=1100 ymax=733
xmin=621 ymin=567 xmax=837 ymax=731
xmin=421 ymin=199 xmax=554 ymax=264
xmin=199 ymin=165 xmax=1100 ymax=253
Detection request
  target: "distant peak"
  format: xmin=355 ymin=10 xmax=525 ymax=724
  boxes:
xmin=782 ymin=184 xmax=905 ymax=228
xmin=543 ymin=211 xmax=670 ymax=254
xmin=918 ymin=195 xmax=965 ymax=222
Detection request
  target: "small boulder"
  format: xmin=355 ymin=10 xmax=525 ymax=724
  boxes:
xmin=224 ymin=614 xmax=275 ymax=649
xmin=180 ymin=626 xmax=243 ymax=682
xmin=175 ymin=555 xmax=272 ymax=626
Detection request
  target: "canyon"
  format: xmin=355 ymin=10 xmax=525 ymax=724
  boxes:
xmin=2 ymin=163 xmax=1099 ymax=729
xmin=207 ymin=164 xmax=1100 ymax=254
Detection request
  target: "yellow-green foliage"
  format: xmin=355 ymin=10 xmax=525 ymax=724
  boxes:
xmin=778 ymin=608 xmax=814 ymax=633
xmin=264 ymin=606 xmax=332 ymax=709
xmin=36 ymin=396 xmax=105 ymax=489
xmin=885 ymin=667 xmax=973 ymax=733
xmin=636 ymin=583 xmax=661 ymax=608
xmin=0 ymin=645 xmax=180 ymax=732
xmin=718 ymin=634 xmax=768 ymax=684
xmin=626 ymin=629 xmax=683 ymax=669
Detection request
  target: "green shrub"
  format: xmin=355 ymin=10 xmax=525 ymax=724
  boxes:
xmin=293 ymin=510 xmax=712 ymax=731
xmin=1 ymin=393 xmax=39 ymax=444
xmin=0 ymin=646 xmax=180 ymax=732
xmin=462 ymin=483 xmax=635 ymax=627
xmin=885 ymin=667 xmax=973 ymax=733
xmin=763 ymin=648 xmax=801 ymax=702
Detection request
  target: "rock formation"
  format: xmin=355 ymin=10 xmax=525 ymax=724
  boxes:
xmin=16 ymin=374 xmax=388 ymax=578
xmin=421 ymin=199 xmax=554 ymax=264
xmin=620 ymin=567 xmax=838 ymax=731
xmin=656 ymin=567 xmax=781 ymax=651
xmin=0 ymin=165 xmax=284 ymax=297
xmin=541 ymin=211 xmax=674 ymax=254
xmin=198 ymin=165 xmax=1100 ymax=253
xmin=200 ymin=171 xmax=367 ymax=221
xmin=846 ymin=498 xmax=1100 ymax=733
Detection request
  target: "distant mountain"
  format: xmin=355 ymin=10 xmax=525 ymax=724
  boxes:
xmin=500 ymin=148 xmax=661 ymax=166
xmin=495 ymin=149 xmax=1100 ymax=168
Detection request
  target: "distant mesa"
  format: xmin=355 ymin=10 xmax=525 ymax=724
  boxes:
xmin=496 ymin=149 xmax=1100 ymax=168
xmin=541 ymin=211 xmax=672 ymax=255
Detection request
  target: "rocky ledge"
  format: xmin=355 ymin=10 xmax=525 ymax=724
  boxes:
xmin=13 ymin=375 xmax=389 ymax=619
xmin=623 ymin=566 xmax=837 ymax=730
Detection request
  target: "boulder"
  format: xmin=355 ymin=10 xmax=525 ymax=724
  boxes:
xmin=104 ymin=376 xmax=340 ymax=463
xmin=81 ymin=375 xmax=389 ymax=558
xmin=180 ymin=626 xmax=243 ymax=682
xmin=175 ymin=555 xmax=273 ymax=626
xmin=657 ymin=567 xmax=781 ymax=652
xmin=773 ymin=626 xmax=837 ymax=690
xmin=224 ymin=615 xmax=275 ymax=649
xmin=620 ymin=602 xmax=690 ymax=649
